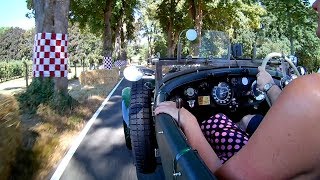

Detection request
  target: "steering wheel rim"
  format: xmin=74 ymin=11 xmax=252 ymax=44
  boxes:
xmin=261 ymin=52 xmax=301 ymax=76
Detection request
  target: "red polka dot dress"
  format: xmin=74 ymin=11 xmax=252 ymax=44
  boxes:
xmin=200 ymin=113 xmax=249 ymax=163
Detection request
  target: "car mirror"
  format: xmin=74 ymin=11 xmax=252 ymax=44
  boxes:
xmin=186 ymin=29 xmax=197 ymax=41
xmin=123 ymin=66 xmax=143 ymax=82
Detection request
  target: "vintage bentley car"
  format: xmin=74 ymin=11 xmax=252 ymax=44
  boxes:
xmin=121 ymin=30 xmax=303 ymax=179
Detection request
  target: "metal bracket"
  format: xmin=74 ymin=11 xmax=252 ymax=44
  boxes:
xmin=172 ymin=147 xmax=192 ymax=179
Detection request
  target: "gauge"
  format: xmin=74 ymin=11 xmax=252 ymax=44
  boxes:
xmin=251 ymin=80 xmax=264 ymax=101
xmin=185 ymin=87 xmax=196 ymax=97
xmin=242 ymin=77 xmax=249 ymax=86
xmin=212 ymin=82 xmax=232 ymax=105
xmin=231 ymin=78 xmax=237 ymax=86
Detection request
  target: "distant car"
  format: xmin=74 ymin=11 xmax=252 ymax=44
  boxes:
xmin=121 ymin=30 xmax=303 ymax=179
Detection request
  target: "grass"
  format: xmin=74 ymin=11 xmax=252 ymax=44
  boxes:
xmin=1 ymin=69 xmax=120 ymax=180
xmin=0 ymin=94 xmax=22 ymax=179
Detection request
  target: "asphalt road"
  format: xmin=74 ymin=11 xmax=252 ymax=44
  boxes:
xmin=59 ymin=79 xmax=164 ymax=180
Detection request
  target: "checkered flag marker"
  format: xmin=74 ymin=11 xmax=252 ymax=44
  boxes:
xmin=33 ymin=33 xmax=68 ymax=77
xmin=114 ymin=60 xmax=127 ymax=67
xmin=103 ymin=57 xmax=113 ymax=69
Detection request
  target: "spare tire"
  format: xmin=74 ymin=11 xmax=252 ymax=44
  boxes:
xmin=129 ymin=79 xmax=156 ymax=174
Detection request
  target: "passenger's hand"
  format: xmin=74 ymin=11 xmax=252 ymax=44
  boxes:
xmin=257 ymin=66 xmax=274 ymax=91
xmin=154 ymin=101 xmax=197 ymax=129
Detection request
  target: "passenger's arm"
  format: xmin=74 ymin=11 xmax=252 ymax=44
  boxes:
xmin=155 ymin=101 xmax=222 ymax=172
xmin=215 ymin=74 xmax=320 ymax=179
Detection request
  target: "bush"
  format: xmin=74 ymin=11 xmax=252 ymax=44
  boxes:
xmin=0 ymin=94 xmax=22 ymax=179
xmin=18 ymin=78 xmax=54 ymax=114
xmin=18 ymin=78 xmax=77 ymax=114
xmin=0 ymin=60 xmax=32 ymax=82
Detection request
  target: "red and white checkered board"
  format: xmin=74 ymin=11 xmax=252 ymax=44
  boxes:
xmin=33 ymin=33 xmax=68 ymax=77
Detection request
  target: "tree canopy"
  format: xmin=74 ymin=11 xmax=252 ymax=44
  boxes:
xmin=1 ymin=0 xmax=318 ymax=71
xmin=0 ymin=27 xmax=34 ymax=61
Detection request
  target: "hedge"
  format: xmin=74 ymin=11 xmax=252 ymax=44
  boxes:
xmin=0 ymin=60 xmax=32 ymax=82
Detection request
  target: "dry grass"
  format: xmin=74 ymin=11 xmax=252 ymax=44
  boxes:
xmin=0 ymin=94 xmax=22 ymax=179
xmin=31 ymin=102 xmax=103 ymax=180
xmin=69 ymin=85 xmax=113 ymax=103
xmin=2 ymin=69 xmax=120 ymax=179
xmin=79 ymin=68 xmax=120 ymax=86
xmin=29 ymin=72 xmax=118 ymax=179
xmin=30 ymin=86 xmax=111 ymax=179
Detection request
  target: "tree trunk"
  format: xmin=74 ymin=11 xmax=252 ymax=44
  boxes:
xmin=290 ymin=38 xmax=294 ymax=55
xmin=114 ymin=23 xmax=121 ymax=59
xmin=167 ymin=14 xmax=176 ymax=58
xmin=195 ymin=0 xmax=203 ymax=33
xmin=120 ymin=24 xmax=127 ymax=60
xmin=188 ymin=0 xmax=203 ymax=32
xmin=102 ymin=0 xmax=114 ymax=68
xmin=188 ymin=0 xmax=203 ymax=56
xmin=33 ymin=0 xmax=70 ymax=93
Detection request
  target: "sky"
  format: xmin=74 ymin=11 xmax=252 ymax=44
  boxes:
xmin=0 ymin=0 xmax=35 ymax=30
xmin=0 ymin=0 xmax=317 ymax=30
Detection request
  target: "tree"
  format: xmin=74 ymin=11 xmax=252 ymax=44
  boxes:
xmin=156 ymin=0 xmax=192 ymax=57
xmin=137 ymin=0 xmax=165 ymax=58
xmin=70 ymin=0 xmax=138 ymax=66
xmin=261 ymin=0 xmax=312 ymax=54
xmin=259 ymin=0 xmax=320 ymax=71
xmin=0 ymin=27 xmax=34 ymax=61
xmin=68 ymin=24 xmax=102 ymax=69
xmin=112 ymin=0 xmax=137 ymax=60
xmin=27 ymin=0 xmax=70 ymax=93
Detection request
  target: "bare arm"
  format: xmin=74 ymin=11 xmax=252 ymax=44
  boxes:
xmin=216 ymin=74 xmax=320 ymax=179
xmin=257 ymin=66 xmax=282 ymax=104
xmin=266 ymin=84 xmax=282 ymax=104
xmin=154 ymin=102 xmax=222 ymax=172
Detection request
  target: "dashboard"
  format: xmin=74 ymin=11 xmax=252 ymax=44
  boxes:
xmin=167 ymin=76 xmax=268 ymax=120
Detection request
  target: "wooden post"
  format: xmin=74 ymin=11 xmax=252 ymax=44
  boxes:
xmin=24 ymin=61 xmax=29 ymax=87
xmin=74 ymin=61 xmax=77 ymax=78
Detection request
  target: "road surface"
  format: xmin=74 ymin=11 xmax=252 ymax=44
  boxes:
xmin=58 ymin=79 xmax=164 ymax=180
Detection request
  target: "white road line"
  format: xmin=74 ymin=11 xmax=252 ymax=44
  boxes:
xmin=50 ymin=78 xmax=124 ymax=180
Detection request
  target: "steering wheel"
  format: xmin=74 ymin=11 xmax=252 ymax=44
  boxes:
xmin=261 ymin=52 xmax=301 ymax=76
xmin=260 ymin=53 xmax=301 ymax=107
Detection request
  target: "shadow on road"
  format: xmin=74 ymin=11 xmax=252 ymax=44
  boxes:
xmin=59 ymin=79 xmax=165 ymax=180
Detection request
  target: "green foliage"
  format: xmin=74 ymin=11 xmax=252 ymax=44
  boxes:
xmin=0 ymin=60 xmax=32 ymax=82
xmin=204 ymin=1 xmax=265 ymax=34
xmin=49 ymin=92 xmax=77 ymax=114
xmin=68 ymin=24 xmax=103 ymax=67
xmin=0 ymin=27 xmax=34 ymax=61
xmin=18 ymin=78 xmax=55 ymax=114
xmin=153 ymin=36 xmax=167 ymax=57
xmin=0 ymin=27 xmax=10 ymax=36
xmin=18 ymin=78 xmax=77 ymax=114
xmin=20 ymin=0 xmax=320 ymax=71
xmin=295 ymin=28 xmax=320 ymax=72
xmin=70 ymin=0 xmax=138 ymax=57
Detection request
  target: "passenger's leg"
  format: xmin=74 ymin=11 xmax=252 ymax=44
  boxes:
xmin=200 ymin=113 xmax=249 ymax=163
